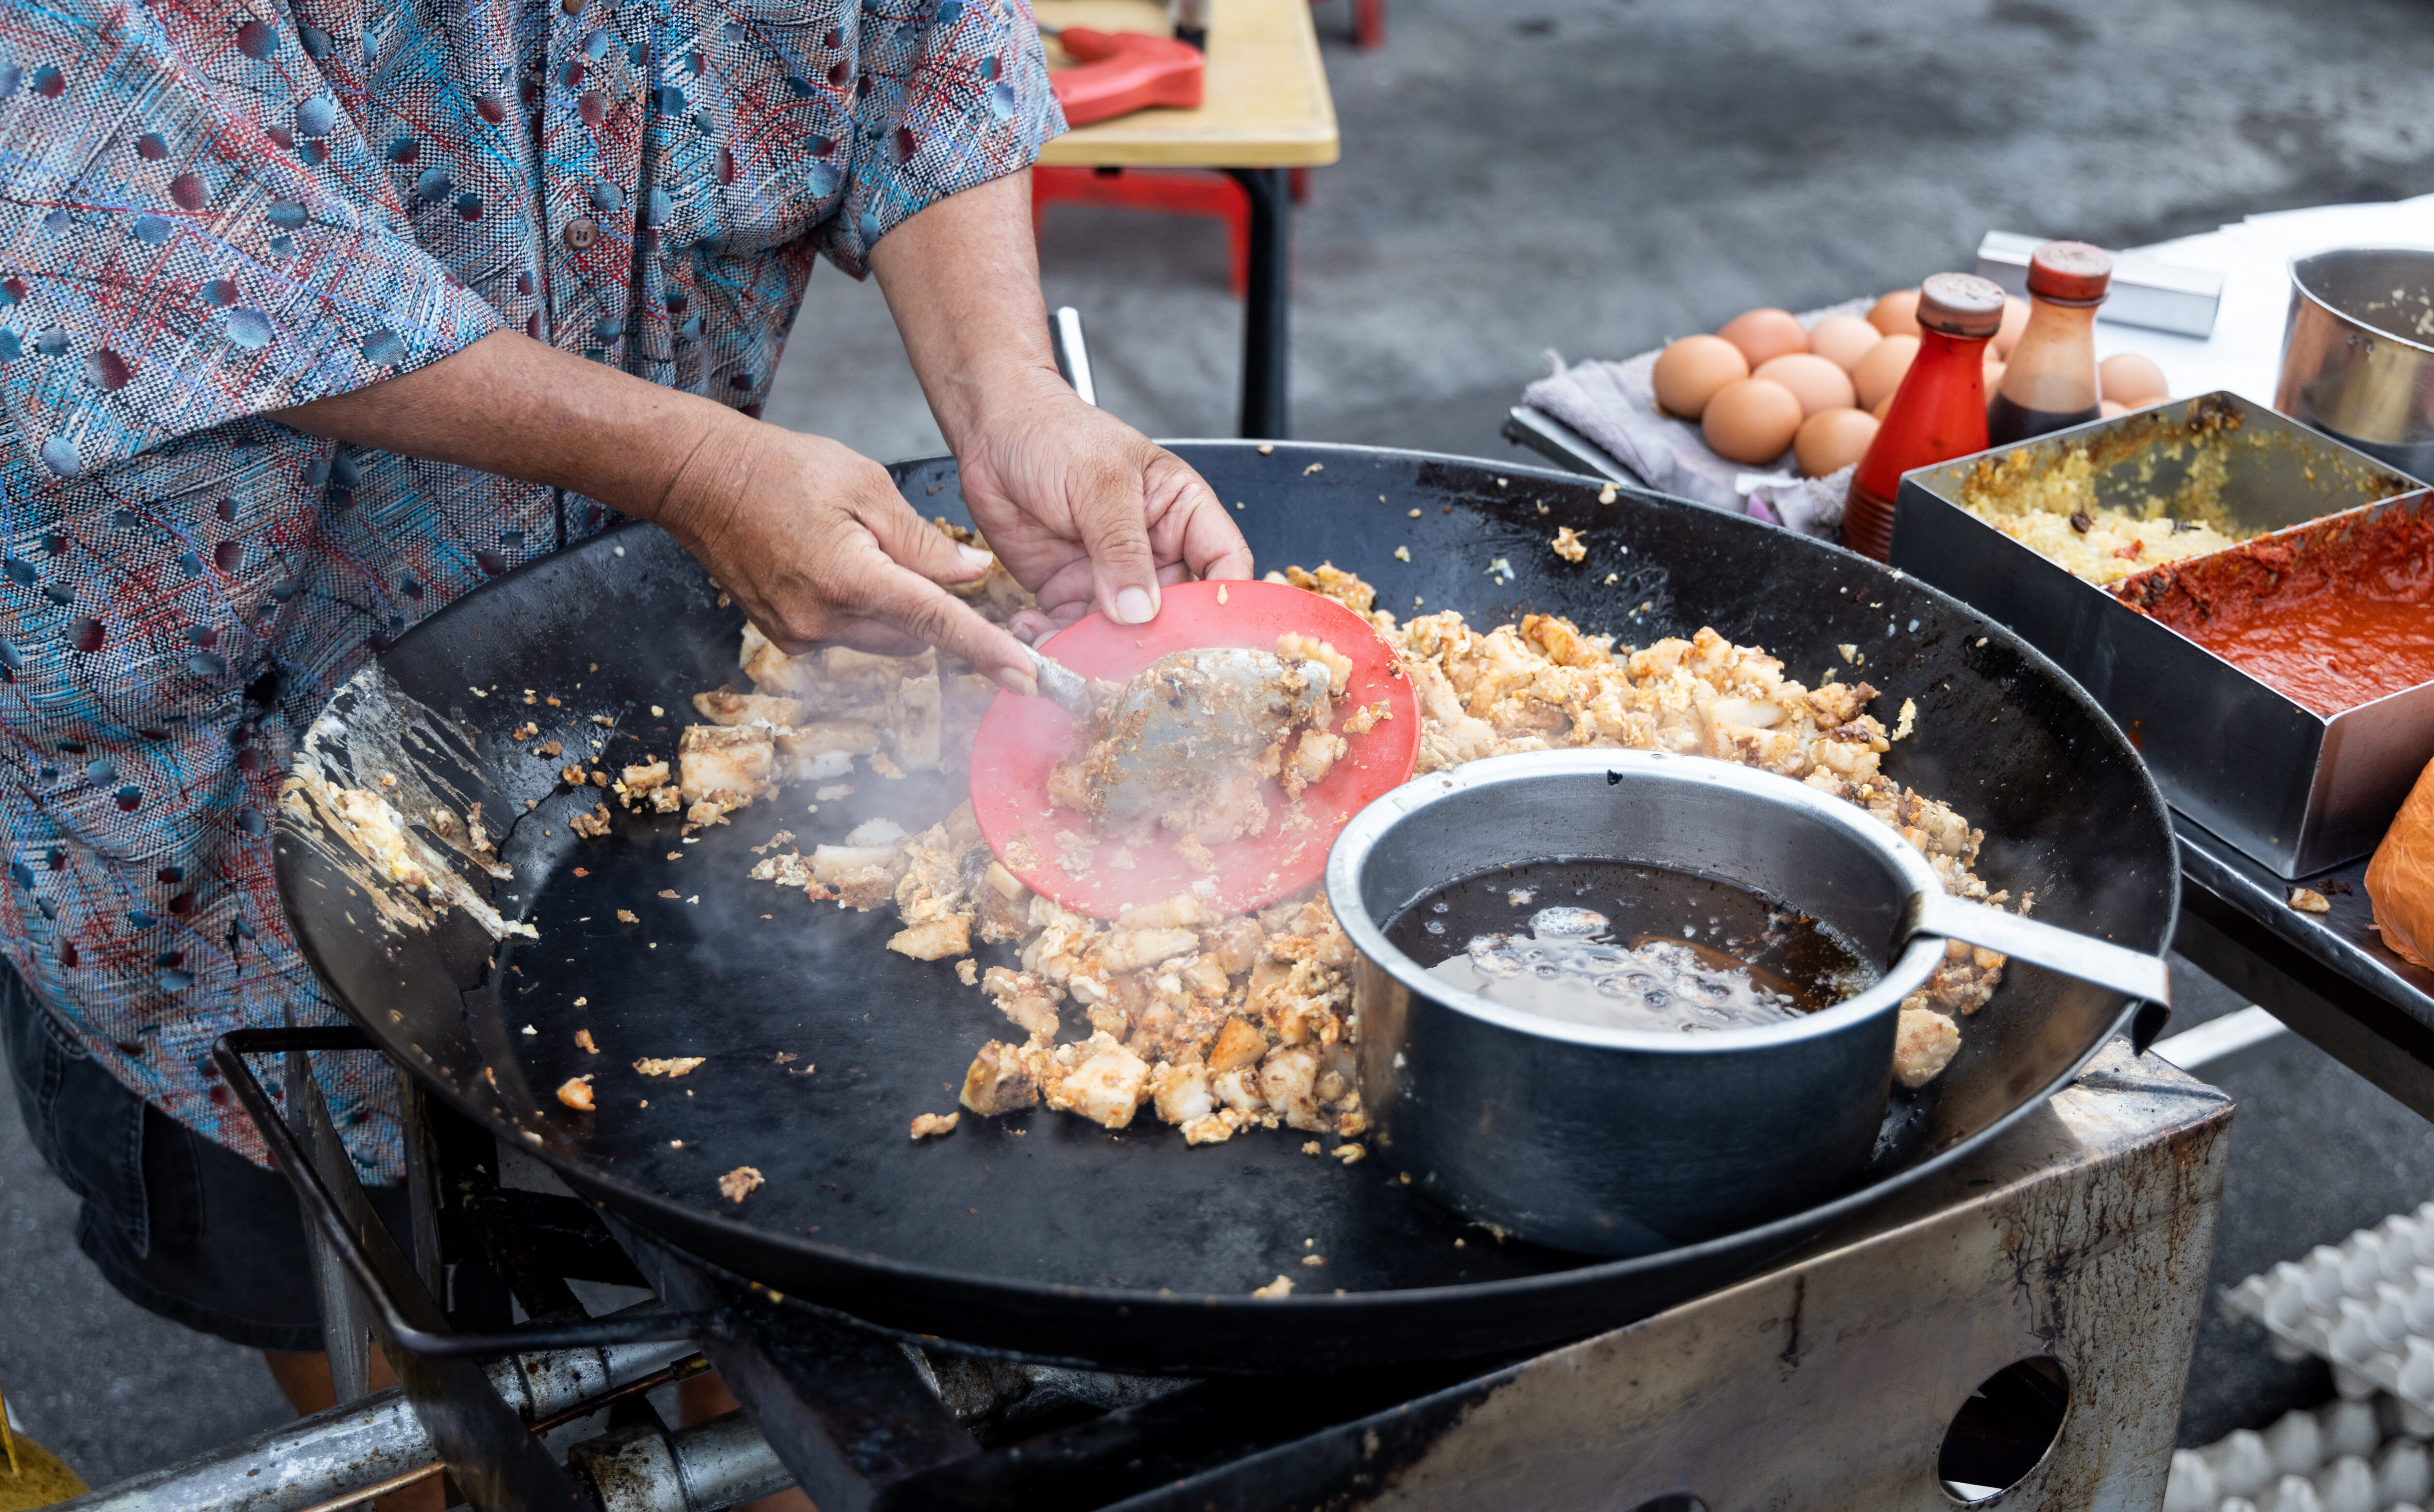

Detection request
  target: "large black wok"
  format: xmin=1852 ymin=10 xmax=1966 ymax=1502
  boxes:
xmin=275 ymin=443 xmax=2177 ymax=1373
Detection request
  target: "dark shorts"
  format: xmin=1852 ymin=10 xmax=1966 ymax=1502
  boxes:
xmin=1 ymin=965 xmax=409 ymax=1354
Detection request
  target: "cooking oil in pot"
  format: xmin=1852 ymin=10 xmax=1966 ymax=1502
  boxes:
xmin=1383 ymin=858 xmax=1879 ymax=1033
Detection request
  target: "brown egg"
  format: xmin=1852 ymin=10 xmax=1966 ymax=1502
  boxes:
xmin=1984 ymin=358 xmax=2007 ymax=397
xmin=1807 ymin=314 xmax=1883 ymax=373
xmin=1651 ymin=334 xmax=1749 ymax=419
xmin=2100 ymin=399 xmax=2129 ymax=418
xmin=1753 ymin=353 xmax=1857 ymax=418
xmin=1794 ymin=407 xmax=1880 ymax=478
xmin=1716 ymin=308 xmax=1809 ymax=369
xmin=1701 ymin=378 xmax=1804 ymax=465
xmin=1992 ymin=296 xmax=2030 ymax=359
xmin=1867 ymin=289 xmax=1921 ymax=338
xmin=1851 ymin=333 xmax=1920 ymax=411
xmin=1871 ymin=393 xmax=1894 ymax=421
xmin=2100 ymin=353 xmax=2170 ymax=407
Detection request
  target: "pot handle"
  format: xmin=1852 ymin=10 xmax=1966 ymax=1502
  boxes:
xmin=1902 ymin=890 xmax=2173 ymax=1015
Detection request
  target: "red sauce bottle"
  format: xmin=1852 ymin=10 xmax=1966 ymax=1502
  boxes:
xmin=1987 ymin=241 xmax=2112 ymax=445
xmin=1843 ymin=272 xmax=2008 ymax=563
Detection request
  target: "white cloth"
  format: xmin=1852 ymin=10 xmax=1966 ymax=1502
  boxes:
xmin=1520 ymin=299 xmax=1871 ymax=540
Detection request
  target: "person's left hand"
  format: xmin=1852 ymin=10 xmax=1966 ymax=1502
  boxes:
xmin=950 ymin=369 xmax=1254 ymax=640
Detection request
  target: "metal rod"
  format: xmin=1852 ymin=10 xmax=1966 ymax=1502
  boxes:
xmin=527 ymin=1355 xmax=711 ymax=1436
xmin=2149 ymin=1003 xmax=2291 ymax=1073
xmin=286 ymin=1462 xmax=443 ymax=1512
xmin=1051 ymin=306 xmax=1096 ymax=407
xmin=214 ymin=1028 xmax=717 ymax=1355
xmin=1904 ymin=890 xmax=2174 ymax=1009
xmin=277 ymin=1355 xmax=716 ymax=1512
xmin=54 ymin=1342 xmax=704 ymax=1512
xmin=1228 ymin=167 xmax=1290 ymax=438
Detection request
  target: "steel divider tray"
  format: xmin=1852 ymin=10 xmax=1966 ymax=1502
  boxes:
xmin=1890 ymin=392 xmax=2427 ymax=878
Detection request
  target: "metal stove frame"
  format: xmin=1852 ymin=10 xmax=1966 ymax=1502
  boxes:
xmin=55 ymin=1031 xmax=2231 ymax=1512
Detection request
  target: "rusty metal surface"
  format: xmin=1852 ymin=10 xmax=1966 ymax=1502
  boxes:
xmin=568 ymin=1412 xmax=795 ymax=1512
xmin=1088 ymin=1042 xmax=2231 ymax=1512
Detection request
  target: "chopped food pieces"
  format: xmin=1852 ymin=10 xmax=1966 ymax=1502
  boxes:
xmin=574 ymin=1029 xmax=598 ymax=1054
xmin=1044 ymin=1033 xmax=1152 ymax=1129
xmin=1956 ymin=433 xmax=2256 ymax=586
xmin=556 ymin=1075 xmax=595 ymax=1111
xmin=634 ymin=1056 xmax=706 ymax=1077
xmin=692 ymin=689 xmax=810 ymax=728
xmin=887 ymin=915 xmax=971 ymax=960
xmin=616 ymin=909 xmax=639 ymax=924
xmin=569 ymin=803 xmax=613 ymax=838
xmin=1251 ymin=1275 xmax=1295 ymax=1299
xmin=1893 ymin=1008 xmax=1961 ymax=1088
xmin=1551 ymin=526 xmax=1587 ymax=562
xmin=909 ymin=1111 xmax=960 ymax=1139
xmin=960 ymin=1040 xmax=1041 ymax=1114
xmin=615 ymin=759 xmax=684 ymax=814
xmin=678 ymin=725 xmax=777 ymax=809
xmin=719 ymin=1166 xmax=764 ymax=1203
xmin=703 ymin=547 xmax=2003 ymax=1158
xmin=2291 ymin=887 xmax=2332 ymax=914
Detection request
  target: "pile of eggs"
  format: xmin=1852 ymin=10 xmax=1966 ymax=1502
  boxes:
xmin=1651 ymin=289 xmax=2175 ymax=475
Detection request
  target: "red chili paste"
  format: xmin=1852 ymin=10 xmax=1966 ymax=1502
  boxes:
xmin=2112 ymin=497 xmax=2434 ymax=717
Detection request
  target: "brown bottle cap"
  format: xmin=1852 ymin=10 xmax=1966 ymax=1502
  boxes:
xmin=1916 ymin=273 xmax=2008 ymax=338
xmin=2027 ymin=241 xmax=2113 ymax=304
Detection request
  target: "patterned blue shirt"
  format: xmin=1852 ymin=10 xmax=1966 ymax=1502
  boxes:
xmin=0 ymin=0 xmax=1062 ymax=1179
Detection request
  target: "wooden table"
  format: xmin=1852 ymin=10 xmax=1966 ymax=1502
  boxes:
xmin=1034 ymin=0 xmax=1340 ymax=437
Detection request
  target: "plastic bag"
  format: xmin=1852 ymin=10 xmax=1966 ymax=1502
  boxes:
xmin=2367 ymin=755 xmax=2434 ymax=969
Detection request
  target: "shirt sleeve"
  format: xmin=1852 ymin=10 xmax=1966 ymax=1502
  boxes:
xmin=0 ymin=0 xmax=502 ymax=481
xmin=818 ymin=0 xmax=1068 ymax=277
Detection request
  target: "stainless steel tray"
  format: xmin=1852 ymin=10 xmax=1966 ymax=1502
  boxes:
xmin=1890 ymin=392 xmax=2427 ymax=878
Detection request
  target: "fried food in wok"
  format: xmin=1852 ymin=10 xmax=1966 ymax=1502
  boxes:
xmin=678 ymin=533 xmax=2011 ymax=1143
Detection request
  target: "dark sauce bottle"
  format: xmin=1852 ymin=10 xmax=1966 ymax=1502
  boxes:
xmin=1987 ymin=240 xmax=2112 ymax=446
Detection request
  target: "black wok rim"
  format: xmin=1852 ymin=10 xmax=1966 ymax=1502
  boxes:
xmin=276 ymin=440 xmax=2181 ymax=1366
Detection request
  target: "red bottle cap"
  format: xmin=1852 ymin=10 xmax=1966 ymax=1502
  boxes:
xmin=1916 ymin=273 xmax=2008 ymax=338
xmin=2026 ymin=241 xmax=2113 ymax=304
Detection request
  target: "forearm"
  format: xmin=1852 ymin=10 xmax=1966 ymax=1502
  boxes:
xmin=869 ymin=170 xmax=1066 ymax=445
xmin=267 ymin=330 xmax=756 ymax=531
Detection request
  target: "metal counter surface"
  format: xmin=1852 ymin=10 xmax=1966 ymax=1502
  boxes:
xmin=2174 ymin=810 xmax=2434 ymax=1119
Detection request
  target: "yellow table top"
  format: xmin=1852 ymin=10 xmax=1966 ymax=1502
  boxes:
xmin=1034 ymin=0 xmax=1340 ymax=168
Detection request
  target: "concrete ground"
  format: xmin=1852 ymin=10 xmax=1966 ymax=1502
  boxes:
xmin=13 ymin=0 xmax=2434 ymax=1486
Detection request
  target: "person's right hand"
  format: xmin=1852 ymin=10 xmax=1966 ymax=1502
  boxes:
xmin=268 ymin=329 xmax=1040 ymax=689
xmin=656 ymin=421 xmax=1040 ymax=692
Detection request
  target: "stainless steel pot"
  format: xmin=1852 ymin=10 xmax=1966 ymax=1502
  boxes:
xmin=1326 ymin=750 xmax=2172 ymax=1257
xmin=2277 ymin=246 xmax=2434 ymax=478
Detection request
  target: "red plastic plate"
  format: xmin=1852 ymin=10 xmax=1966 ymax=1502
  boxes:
xmin=970 ymin=580 xmax=1420 ymax=921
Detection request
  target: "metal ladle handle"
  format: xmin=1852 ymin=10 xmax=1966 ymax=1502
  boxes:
xmin=1903 ymin=890 xmax=2173 ymax=1010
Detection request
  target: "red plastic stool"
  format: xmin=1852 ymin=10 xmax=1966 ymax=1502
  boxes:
xmin=1313 ymin=0 xmax=1385 ymax=50
xmin=1032 ymin=165 xmax=1256 ymax=296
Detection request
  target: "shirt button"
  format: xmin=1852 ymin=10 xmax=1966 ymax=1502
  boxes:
xmin=563 ymin=219 xmax=598 ymax=249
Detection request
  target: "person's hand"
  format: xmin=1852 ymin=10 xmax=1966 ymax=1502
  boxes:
xmin=951 ymin=369 xmax=1254 ymax=639
xmin=655 ymin=419 xmax=1039 ymax=690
